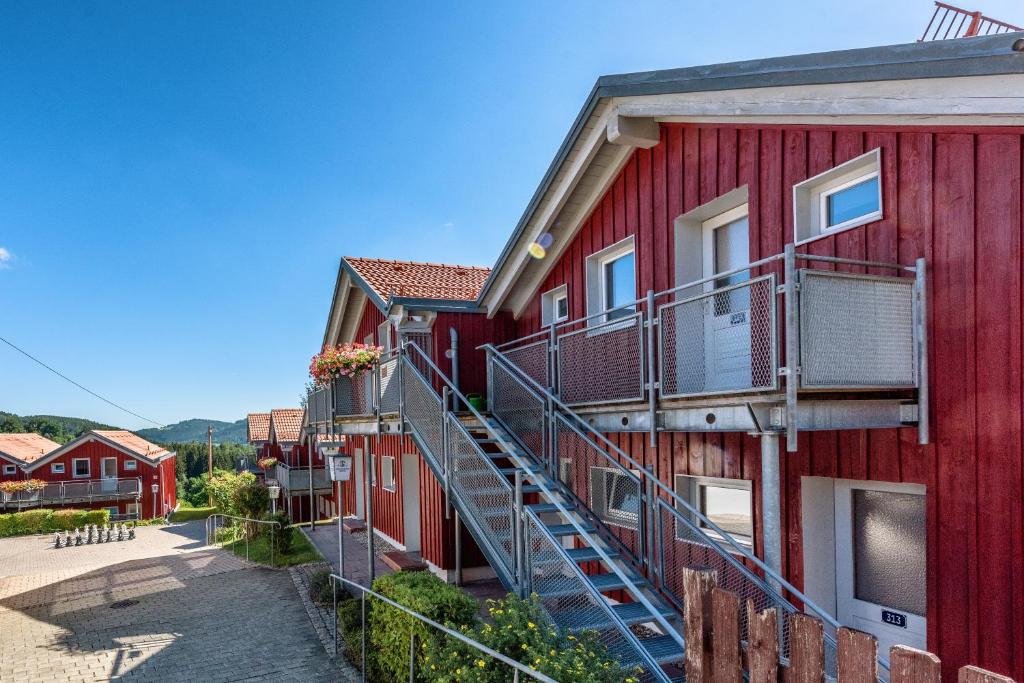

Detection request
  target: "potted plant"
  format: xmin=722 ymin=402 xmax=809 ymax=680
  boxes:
xmin=257 ymin=457 xmax=278 ymax=471
xmin=309 ymin=343 xmax=384 ymax=387
xmin=0 ymin=479 xmax=46 ymax=502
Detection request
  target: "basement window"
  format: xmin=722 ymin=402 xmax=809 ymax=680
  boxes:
xmin=381 ymin=455 xmax=396 ymax=492
xmin=793 ymin=149 xmax=882 ymax=244
xmin=675 ymin=475 xmax=753 ymax=548
xmin=589 ymin=467 xmax=640 ymax=530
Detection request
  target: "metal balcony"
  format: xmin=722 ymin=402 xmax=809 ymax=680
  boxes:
xmin=272 ymin=462 xmax=332 ymax=494
xmin=305 ymin=349 xmax=405 ymax=436
xmin=0 ymin=477 xmax=142 ymax=508
xmin=492 ymin=248 xmax=927 ymax=452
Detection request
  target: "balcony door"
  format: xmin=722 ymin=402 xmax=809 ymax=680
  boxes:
xmin=101 ymin=457 xmax=118 ymax=492
xmin=701 ymin=206 xmax=751 ymax=392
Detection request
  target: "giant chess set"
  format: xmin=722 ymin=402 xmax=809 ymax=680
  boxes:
xmin=53 ymin=523 xmax=135 ymax=548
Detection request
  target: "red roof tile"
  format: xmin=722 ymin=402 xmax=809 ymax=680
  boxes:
xmin=345 ymin=257 xmax=490 ymax=303
xmin=0 ymin=433 xmax=62 ymax=465
xmin=270 ymin=409 xmax=304 ymax=443
xmin=93 ymin=431 xmax=171 ymax=460
xmin=247 ymin=413 xmax=271 ymax=442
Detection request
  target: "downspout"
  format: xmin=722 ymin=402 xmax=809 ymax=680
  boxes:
xmin=449 ymin=327 xmax=460 ymax=411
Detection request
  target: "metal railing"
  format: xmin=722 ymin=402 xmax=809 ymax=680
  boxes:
xmin=495 ymin=248 xmax=927 ymax=451
xmin=309 ymin=349 xmax=404 ymax=425
xmin=0 ymin=477 xmax=142 ymax=507
xmin=328 ymin=574 xmax=558 ymax=683
xmin=273 ymin=462 xmax=332 ymax=493
xmin=484 ymin=344 xmax=888 ymax=677
xmin=919 ymin=1 xmax=1021 ymax=40
xmin=400 ymin=341 xmax=678 ymax=681
xmin=205 ymin=513 xmax=283 ymax=566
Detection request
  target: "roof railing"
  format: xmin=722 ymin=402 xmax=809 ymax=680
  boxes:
xmin=920 ymin=2 xmax=1021 ymax=41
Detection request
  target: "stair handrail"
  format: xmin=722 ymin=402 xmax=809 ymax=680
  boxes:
xmin=400 ymin=341 xmax=680 ymax=680
xmin=481 ymin=344 xmax=851 ymax=639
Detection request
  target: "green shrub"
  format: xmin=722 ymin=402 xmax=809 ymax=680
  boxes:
xmin=206 ymin=469 xmax=255 ymax=515
xmin=0 ymin=508 xmax=110 ymax=537
xmin=423 ymin=594 xmax=640 ymax=683
xmin=232 ymin=481 xmax=270 ymax=537
xmin=170 ymin=506 xmax=215 ymax=522
xmin=267 ymin=510 xmax=294 ymax=554
xmin=337 ymin=595 xmax=366 ymax=670
xmin=369 ymin=571 xmax=480 ymax=682
xmin=308 ymin=569 xmax=334 ymax=605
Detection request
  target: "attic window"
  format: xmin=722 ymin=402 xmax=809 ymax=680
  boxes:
xmin=793 ymin=148 xmax=882 ymax=244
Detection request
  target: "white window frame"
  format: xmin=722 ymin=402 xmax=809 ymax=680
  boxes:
xmin=377 ymin=321 xmax=393 ymax=353
xmin=793 ymin=148 xmax=883 ymax=245
xmin=381 ymin=455 xmax=396 ymax=492
xmin=585 ymin=237 xmax=637 ymax=328
xmin=369 ymin=453 xmax=377 ymax=487
xmin=3 ymin=464 xmax=15 ymax=476
xmin=72 ymin=458 xmax=90 ymax=479
xmin=124 ymin=459 xmax=137 ymax=471
xmin=541 ymin=285 xmax=569 ymax=328
xmin=675 ymin=475 xmax=753 ymax=549
xmin=589 ymin=466 xmax=641 ymax=530
xmin=51 ymin=462 xmax=65 ymax=474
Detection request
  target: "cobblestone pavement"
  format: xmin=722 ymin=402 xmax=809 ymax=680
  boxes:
xmin=0 ymin=521 xmax=345 ymax=682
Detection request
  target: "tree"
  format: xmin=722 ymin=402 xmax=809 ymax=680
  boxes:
xmin=232 ymin=481 xmax=270 ymax=538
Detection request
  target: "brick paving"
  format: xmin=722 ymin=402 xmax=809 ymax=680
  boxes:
xmin=0 ymin=521 xmax=347 ymax=682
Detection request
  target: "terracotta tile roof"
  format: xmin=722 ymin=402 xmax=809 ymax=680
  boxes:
xmin=270 ymin=409 xmax=304 ymax=443
xmin=247 ymin=413 xmax=271 ymax=442
xmin=345 ymin=257 xmax=490 ymax=303
xmin=0 ymin=433 xmax=62 ymax=465
xmin=93 ymin=431 xmax=171 ymax=460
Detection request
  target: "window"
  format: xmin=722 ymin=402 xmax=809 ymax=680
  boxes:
xmin=589 ymin=467 xmax=640 ymax=529
xmin=369 ymin=454 xmax=377 ymax=487
xmin=377 ymin=321 xmax=393 ymax=353
xmin=125 ymin=503 xmax=140 ymax=520
xmin=793 ymin=148 xmax=882 ymax=244
xmin=675 ymin=475 xmax=753 ymax=548
xmin=586 ymin=237 xmax=636 ymax=324
xmin=124 ymin=460 xmax=137 ymax=471
xmin=381 ymin=455 xmax=396 ymax=492
xmin=104 ymin=506 xmax=120 ymax=517
xmin=51 ymin=463 xmax=65 ymax=474
xmin=541 ymin=285 xmax=569 ymax=327
xmin=73 ymin=458 xmax=90 ymax=478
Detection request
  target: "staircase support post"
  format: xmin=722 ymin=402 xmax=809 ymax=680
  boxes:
xmin=645 ymin=476 xmax=657 ymax=583
xmin=454 ymin=510 xmax=463 ymax=586
xmin=364 ymin=435 xmax=375 ymax=585
xmin=760 ymin=432 xmax=783 ymax=595
xmin=783 ymin=244 xmax=800 ymax=452
xmin=646 ymin=288 xmax=658 ymax=448
xmin=514 ymin=470 xmax=526 ymax=597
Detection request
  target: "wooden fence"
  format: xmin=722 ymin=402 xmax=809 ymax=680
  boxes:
xmin=679 ymin=568 xmax=1014 ymax=682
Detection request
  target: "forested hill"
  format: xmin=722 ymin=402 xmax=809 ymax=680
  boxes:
xmin=136 ymin=418 xmax=248 ymax=445
xmin=0 ymin=412 xmax=249 ymax=445
xmin=0 ymin=412 xmax=119 ymax=444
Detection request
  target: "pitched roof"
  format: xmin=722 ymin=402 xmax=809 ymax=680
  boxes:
xmin=247 ymin=412 xmax=271 ymax=442
xmin=269 ymin=409 xmax=304 ymax=443
xmin=344 ymin=257 xmax=490 ymax=304
xmin=92 ymin=431 xmax=171 ymax=459
xmin=0 ymin=433 xmax=62 ymax=465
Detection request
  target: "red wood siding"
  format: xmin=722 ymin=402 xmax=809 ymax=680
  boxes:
xmin=432 ymin=312 xmax=517 ymax=399
xmin=511 ymin=123 xmax=1024 ymax=681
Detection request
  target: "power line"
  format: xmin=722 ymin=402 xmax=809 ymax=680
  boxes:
xmin=0 ymin=335 xmax=165 ymax=428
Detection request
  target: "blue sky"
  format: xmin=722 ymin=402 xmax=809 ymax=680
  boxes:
xmin=2 ymin=1 xmax=1019 ymax=429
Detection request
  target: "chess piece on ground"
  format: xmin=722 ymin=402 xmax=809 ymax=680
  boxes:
xmin=128 ymin=526 xmax=136 ymax=540
xmin=54 ymin=533 xmax=62 ymax=548
xmin=75 ymin=529 xmax=83 ymax=546
xmin=106 ymin=528 xmax=112 ymax=542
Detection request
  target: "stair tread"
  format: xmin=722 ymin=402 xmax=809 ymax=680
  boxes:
xmin=528 ymin=502 xmax=575 ymax=514
xmin=497 ymin=466 xmax=544 ymax=476
xmin=639 ymin=635 xmax=685 ymax=663
xmin=538 ymin=569 xmax=646 ymax=598
xmin=474 ymin=484 xmax=542 ymax=496
xmin=611 ymin=601 xmax=676 ymax=624
xmin=545 ymin=523 xmax=595 ymax=537
xmin=566 ymin=546 xmax=618 ymax=563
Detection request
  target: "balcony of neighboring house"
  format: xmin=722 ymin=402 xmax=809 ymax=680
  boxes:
xmin=272 ymin=461 xmax=333 ymax=496
xmin=489 ymin=246 xmax=927 ymax=453
xmin=0 ymin=477 xmax=142 ymax=509
xmin=306 ymin=349 xmax=404 ymax=436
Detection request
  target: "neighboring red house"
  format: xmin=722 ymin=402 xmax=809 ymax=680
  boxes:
xmin=0 ymin=433 xmax=61 ymax=481
xmin=313 ymin=256 xmax=512 ymax=580
xmin=7 ymin=430 xmax=176 ymax=520
xmin=468 ymin=32 xmax=1024 ymax=681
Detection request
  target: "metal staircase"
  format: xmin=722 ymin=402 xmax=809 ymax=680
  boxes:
xmin=396 ymin=340 xmax=862 ymax=680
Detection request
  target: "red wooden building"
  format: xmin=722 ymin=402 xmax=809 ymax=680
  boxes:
xmin=0 ymin=433 xmax=61 ymax=482
xmin=310 ymin=256 xmax=513 ymax=580
xmin=469 ymin=32 xmax=1024 ymax=681
xmin=1 ymin=430 xmax=176 ymax=520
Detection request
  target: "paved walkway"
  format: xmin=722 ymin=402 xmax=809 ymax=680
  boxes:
xmin=0 ymin=522 xmax=344 ymax=682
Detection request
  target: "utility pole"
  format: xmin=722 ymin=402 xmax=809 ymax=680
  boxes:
xmin=207 ymin=425 xmax=214 ymax=506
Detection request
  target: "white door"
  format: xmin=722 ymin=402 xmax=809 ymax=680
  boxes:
xmin=101 ymin=458 xmax=118 ymax=492
xmin=835 ymin=481 xmax=927 ymax=654
xmin=352 ymin=448 xmax=365 ymax=519
xmin=701 ymin=207 xmax=751 ymax=392
xmin=401 ymin=453 xmax=421 ymax=552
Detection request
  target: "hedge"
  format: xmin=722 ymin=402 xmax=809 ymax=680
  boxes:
xmin=368 ymin=571 xmax=479 ymax=682
xmin=0 ymin=508 xmax=110 ymax=537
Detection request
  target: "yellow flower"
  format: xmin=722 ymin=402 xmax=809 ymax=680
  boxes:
xmin=477 ymin=660 xmax=486 ymax=668
xmin=527 ymin=621 xmax=536 ymax=629
xmin=521 ymin=643 xmax=529 ymax=650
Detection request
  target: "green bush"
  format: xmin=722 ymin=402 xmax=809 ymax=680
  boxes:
xmin=170 ymin=506 xmax=215 ymax=522
xmin=337 ymin=595 xmax=366 ymax=669
xmin=232 ymin=481 xmax=270 ymax=537
xmin=308 ymin=569 xmax=334 ymax=605
xmin=267 ymin=510 xmax=294 ymax=554
xmin=369 ymin=571 xmax=480 ymax=682
xmin=0 ymin=508 xmax=110 ymax=537
xmin=423 ymin=594 xmax=640 ymax=683
xmin=205 ymin=469 xmax=255 ymax=515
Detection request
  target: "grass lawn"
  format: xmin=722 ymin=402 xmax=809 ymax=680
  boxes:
xmin=170 ymin=506 xmax=216 ymax=522
xmin=221 ymin=526 xmax=322 ymax=567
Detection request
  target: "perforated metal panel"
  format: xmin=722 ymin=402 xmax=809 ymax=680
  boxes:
xmin=502 ymin=339 xmax=550 ymax=391
xmin=658 ymin=274 xmax=777 ymax=399
xmin=799 ymin=270 xmax=916 ymax=389
xmin=556 ymin=313 xmax=645 ymax=405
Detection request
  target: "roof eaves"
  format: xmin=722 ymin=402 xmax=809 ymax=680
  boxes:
xmin=339 ymin=257 xmax=390 ymax=315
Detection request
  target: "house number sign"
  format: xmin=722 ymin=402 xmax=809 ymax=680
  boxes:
xmin=881 ymin=609 xmax=907 ymax=629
